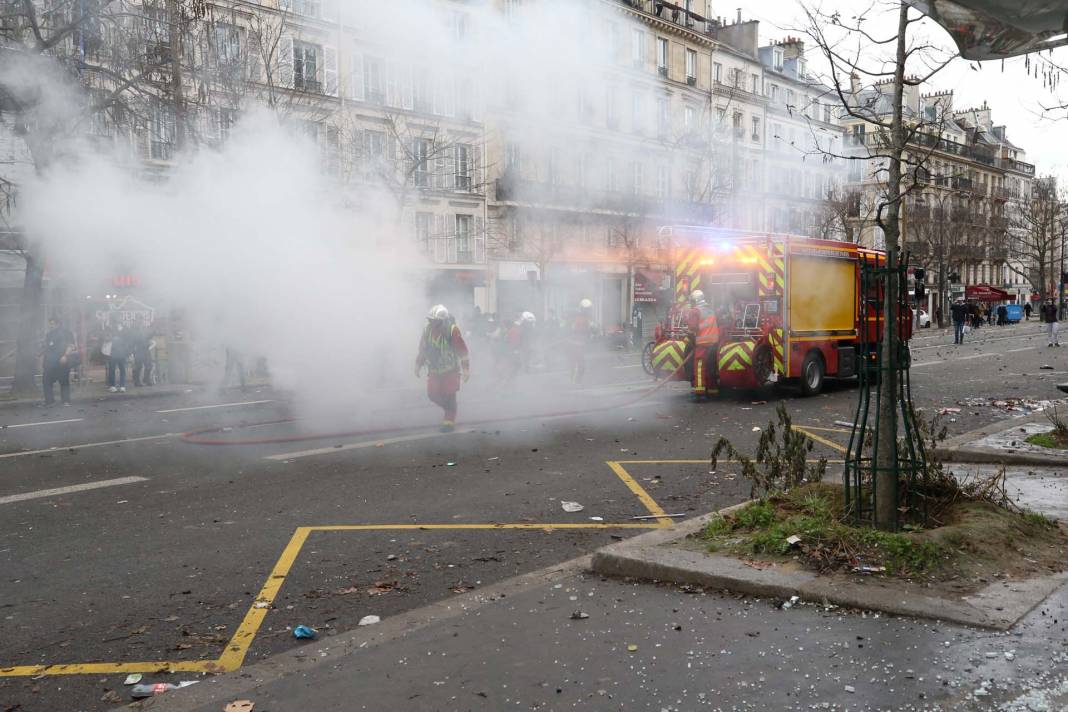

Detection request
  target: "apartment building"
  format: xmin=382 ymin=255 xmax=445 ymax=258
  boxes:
xmin=840 ymin=79 xmax=1035 ymax=312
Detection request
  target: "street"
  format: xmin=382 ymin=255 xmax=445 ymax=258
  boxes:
xmin=2 ymin=322 xmax=1067 ymax=711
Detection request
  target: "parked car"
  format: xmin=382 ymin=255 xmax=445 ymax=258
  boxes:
xmin=913 ymin=308 xmax=931 ymax=328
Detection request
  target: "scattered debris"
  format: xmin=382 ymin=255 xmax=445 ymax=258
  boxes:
xmin=367 ymin=581 xmax=397 ymax=596
xmin=130 ymin=681 xmax=199 ymax=699
xmin=630 ymin=513 xmax=686 ymax=520
xmin=386 ymin=554 xmax=398 ymax=561
xmin=358 ymin=615 xmax=380 ymax=626
xmin=123 ymin=673 xmax=142 ymax=685
xmin=561 ymin=501 xmax=584 ymax=513
xmin=589 ymin=516 xmax=604 ymax=522
xmin=957 ymin=397 xmax=1054 ymax=417
xmin=781 ymin=595 xmax=800 ymax=610
xmin=844 ymin=685 xmax=856 ymax=694
xmin=1040 ymin=365 xmax=1055 ymax=370
xmin=570 ymin=611 xmax=590 ymax=620
xmin=626 ymin=644 xmax=638 ymax=652
xmin=224 ymin=701 xmax=256 ymax=712
xmin=937 ymin=407 xmax=962 ymax=415
xmin=253 ymin=601 xmax=270 ymax=609
xmin=446 ymin=462 xmax=457 ymax=467
xmin=852 ymin=565 xmax=887 ymax=575
xmin=292 ymin=625 xmax=317 ymax=639
xmin=751 ymin=426 xmax=761 ymax=432
xmin=785 ymin=534 xmax=802 ymax=547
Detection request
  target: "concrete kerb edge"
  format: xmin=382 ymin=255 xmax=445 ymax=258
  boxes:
xmin=590 ymin=502 xmax=1068 ymax=632
xmin=935 ymin=410 xmax=1068 ymax=468
xmin=116 ymin=553 xmax=594 ymax=712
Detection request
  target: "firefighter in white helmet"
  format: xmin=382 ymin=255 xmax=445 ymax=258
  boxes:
xmin=568 ymin=298 xmax=595 ymax=383
xmin=415 ymin=305 xmax=470 ymax=432
xmin=689 ymin=289 xmax=720 ymax=398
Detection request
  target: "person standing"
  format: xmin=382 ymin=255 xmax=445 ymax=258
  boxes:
xmin=567 ymin=299 xmax=594 ymax=384
xmin=415 ymin=305 xmax=470 ymax=433
xmin=131 ymin=319 xmax=154 ymax=387
xmin=1041 ymin=299 xmax=1060 ymax=347
xmin=950 ymin=299 xmax=968 ymax=345
xmin=689 ymin=290 xmax=720 ymax=398
xmin=107 ymin=325 xmax=129 ymax=392
xmin=42 ymin=317 xmax=76 ymax=406
xmin=1024 ymin=302 xmax=1033 ymax=321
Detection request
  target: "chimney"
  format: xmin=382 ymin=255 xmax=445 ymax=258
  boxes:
xmin=850 ymin=72 xmax=861 ymax=95
xmin=779 ymin=36 xmax=805 ymax=60
xmin=736 ymin=8 xmax=742 ymax=23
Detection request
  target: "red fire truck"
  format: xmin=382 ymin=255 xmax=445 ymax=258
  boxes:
xmin=649 ymin=227 xmax=908 ymax=396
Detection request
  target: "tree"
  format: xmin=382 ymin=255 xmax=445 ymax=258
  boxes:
xmin=905 ymin=189 xmax=977 ymax=325
xmin=1006 ymin=176 xmax=1067 ymax=304
xmin=811 ymin=186 xmax=860 ymax=242
xmin=801 ymin=0 xmax=957 ymax=529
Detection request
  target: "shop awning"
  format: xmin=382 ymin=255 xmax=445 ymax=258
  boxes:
xmin=633 ymin=269 xmax=669 ymax=303
xmin=965 ymin=284 xmax=1010 ymax=302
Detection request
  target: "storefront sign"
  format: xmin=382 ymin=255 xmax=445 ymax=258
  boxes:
xmin=96 ymin=297 xmax=154 ymax=328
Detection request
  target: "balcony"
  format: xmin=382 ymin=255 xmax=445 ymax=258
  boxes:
xmin=714 ymin=80 xmax=766 ymax=104
xmin=294 ymin=75 xmax=322 ymax=93
xmin=999 ymin=158 xmax=1036 ymax=176
xmin=430 ymin=237 xmax=486 ymax=265
xmin=992 ymin=186 xmax=1012 ymax=200
xmin=617 ymin=0 xmax=719 ymax=36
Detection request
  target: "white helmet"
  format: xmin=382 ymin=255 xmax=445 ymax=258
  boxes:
xmin=427 ymin=304 xmax=449 ymax=321
xmin=579 ymin=298 xmax=593 ymax=309
xmin=521 ymin=311 xmax=536 ymax=323
xmin=690 ymin=290 xmax=705 ymax=304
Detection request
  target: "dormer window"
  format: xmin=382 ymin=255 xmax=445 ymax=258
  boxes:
xmin=773 ymin=47 xmax=784 ymax=71
xmin=796 ymin=58 xmax=807 ymax=77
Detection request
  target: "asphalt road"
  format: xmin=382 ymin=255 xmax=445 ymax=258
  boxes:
xmin=1 ymin=323 xmax=1064 ymax=712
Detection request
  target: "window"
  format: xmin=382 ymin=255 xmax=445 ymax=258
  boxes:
xmin=632 ymin=29 xmax=645 ymax=67
xmin=631 ymin=91 xmax=644 ymax=133
xmin=786 ymin=88 xmax=795 ymax=108
xmin=606 ymin=86 xmax=618 ymax=128
xmin=215 ymin=108 xmax=234 ymax=142
xmin=577 ymin=153 xmax=589 ymax=189
xmin=685 ymin=49 xmax=697 ymax=82
xmin=713 ymin=62 xmax=722 ymax=83
xmin=413 ymin=70 xmax=432 ymax=113
xmin=751 ymin=73 xmax=758 ymax=93
xmin=455 ymin=144 xmax=471 ymax=190
xmin=415 ymin=212 xmax=432 ymax=254
xmin=769 ymin=83 xmax=778 ymax=101
xmin=364 ymin=56 xmax=384 ymax=103
xmin=657 ymin=38 xmax=669 ymax=75
xmin=630 ymin=161 xmax=643 ymax=195
xmin=455 ymin=214 xmax=473 ymax=261
xmin=505 ymin=142 xmax=521 ymax=171
xmin=293 ymin=41 xmax=321 ymax=92
xmin=656 ymin=164 xmax=670 ymax=199
xmin=773 ymin=47 xmax=784 ymax=71
xmin=606 ymin=157 xmax=617 ymax=192
xmin=683 ymin=104 xmax=695 ymax=131
xmin=796 ymin=58 xmax=807 ymax=77
xmin=657 ymin=95 xmax=670 ymax=138
xmin=823 ymin=103 xmax=832 ymax=123
xmin=323 ymin=125 xmax=340 ymax=176
xmin=547 ymin=146 xmax=559 ymax=185
xmin=213 ymin=23 xmax=241 ymax=67
xmin=413 ymin=138 xmax=431 ymax=188
xmin=150 ymin=101 xmax=175 ymax=160
xmin=288 ymin=0 xmax=321 ymax=18
xmin=751 ymin=116 xmax=760 ymax=141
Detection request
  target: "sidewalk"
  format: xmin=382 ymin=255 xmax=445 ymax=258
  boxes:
xmin=128 ymin=552 xmax=1067 ymax=712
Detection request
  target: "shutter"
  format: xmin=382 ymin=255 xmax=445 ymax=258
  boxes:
xmin=475 ymin=215 xmax=485 ymax=263
xmin=278 ymin=34 xmax=293 ymax=89
xmin=434 ymin=149 xmax=447 ymax=190
xmin=471 ymin=143 xmax=482 ymax=191
xmin=324 ymin=45 xmax=338 ymax=97
xmin=444 ymin=145 xmax=455 ymax=190
xmin=401 ymin=63 xmax=414 ymax=110
xmin=385 ymin=60 xmax=397 ymax=107
xmin=349 ymin=52 xmax=364 ymax=100
xmin=433 ymin=214 xmax=447 ymax=263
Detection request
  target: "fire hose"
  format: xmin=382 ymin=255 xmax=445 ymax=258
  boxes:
xmin=181 ymin=351 xmax=695 ymax=446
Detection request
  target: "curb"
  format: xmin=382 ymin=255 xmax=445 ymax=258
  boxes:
xmin=115 ymin=553 xmax=594 ymax=712
xmin=936 ymin=410 xmax=1068 ymax=468
xmin=590 ymin=505 xmax=1068 ymax=631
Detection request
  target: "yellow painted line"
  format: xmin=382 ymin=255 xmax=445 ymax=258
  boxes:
xmin=307 ymin=522 xmax=663 ymax=532
xmin=615 ymin=459 xmax=844 ymax=464
xmin=793 ymin=426 xmax=848 ymax=454
xmin=216 ymin=526 xmax=311 ymax=671
xmin=798 ymin=426 xmax=852 ymax=433
xmin=0 ymin=660 xmax=215 ymax=677
xmin=607 ymin=461 xmax=673 ymax=526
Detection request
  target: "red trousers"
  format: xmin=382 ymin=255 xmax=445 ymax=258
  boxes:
xmin=427 ymin=370 xmax=461 ymax=421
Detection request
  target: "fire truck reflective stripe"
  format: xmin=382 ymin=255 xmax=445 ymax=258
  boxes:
xmin=651 ymin=341 xmax=686 ymax=372
xmin=675 ymin=250 xmax=702 ymax=302
xmin=768 ymin=328 xmax=785 ymax=374
xmin=717 ymin=341 xmax=755 ymax=373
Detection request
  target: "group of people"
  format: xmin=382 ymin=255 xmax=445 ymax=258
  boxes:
xmin=949 ymin=298 xmax=1060 ymax=346
xmin=414 ymin=299 xmax=597 ymax=431
xmin=100 ymin=320 xmax=156 ymax=392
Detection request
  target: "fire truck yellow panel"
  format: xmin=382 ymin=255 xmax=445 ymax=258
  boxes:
xmin=788 ymin=255 xmax=856 ymax=334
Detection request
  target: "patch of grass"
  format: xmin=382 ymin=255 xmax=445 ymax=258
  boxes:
xmin=1022 ymin=510 xmax=1057 ymax=528
xmin=1025 ymin=432 xmax=1068 ymax=450
xmin=733 ymin=501 xmax=776 ymax=529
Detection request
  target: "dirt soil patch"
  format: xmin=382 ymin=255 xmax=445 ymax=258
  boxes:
xmin=696 ymin=483 xmax=1068 ymax=598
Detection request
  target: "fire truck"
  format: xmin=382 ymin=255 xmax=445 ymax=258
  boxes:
xmin=649 ymin=227 xmax=907 ymax=396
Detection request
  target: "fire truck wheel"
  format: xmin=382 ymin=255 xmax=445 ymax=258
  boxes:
xmin=641 ymin=341 xmax=657 ymax=377
xmin=800 ymin=351 xmax=825 ymax=397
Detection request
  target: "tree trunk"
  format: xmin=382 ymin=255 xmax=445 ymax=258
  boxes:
xmin=11 ymin=256 xmax=44 ymax=396
xmin=874 ymin=2 xmax=909 ymax=531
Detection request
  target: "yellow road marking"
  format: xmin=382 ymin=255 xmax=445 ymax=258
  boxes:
xmin=614 ymin=459 xmax=844 ymax=465
xmin=215 ymin=526 xmax=311 ymax=672
xmin=793 ymin=426 xmax=848 ymax=454
xmin=308 ymin=523 xmax=662 ymax=531
xmin=607 ymin=461 xmax=673 ymax=526
xmin=0 ymin=661 xmax=216 ymax=677
xmin=798 ymin=425 xmax=852 ymax=433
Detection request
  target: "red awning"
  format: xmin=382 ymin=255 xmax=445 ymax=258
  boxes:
xmin=965 ymin=284 xmax=1010 ymax=302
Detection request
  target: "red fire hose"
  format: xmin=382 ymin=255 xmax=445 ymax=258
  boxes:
xmin=181 ymin=352 xmax=695 ymax=446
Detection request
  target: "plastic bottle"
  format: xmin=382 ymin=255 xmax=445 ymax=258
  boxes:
xmin=130 ymin=681 xmax=199 ymax=698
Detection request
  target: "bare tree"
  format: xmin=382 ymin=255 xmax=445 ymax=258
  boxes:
xmin=811 ymin=186 xmax=860 ymax=242
xmin=1006 ymin=176 xmax=1067 ymax=304
xmin=800 ymin=0 xmax=958 ymax=529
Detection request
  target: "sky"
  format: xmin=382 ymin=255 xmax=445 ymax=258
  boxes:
xmin=726 ymin=0 xmax=1068 ymax=181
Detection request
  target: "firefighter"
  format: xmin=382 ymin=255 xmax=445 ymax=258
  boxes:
xmin=568 ymin=298 xmax=594 ymax=383
xmin=415 ymin=305 xmax=471 ymax=433
xmin=689 ymin=290 xmax=720 ymax=398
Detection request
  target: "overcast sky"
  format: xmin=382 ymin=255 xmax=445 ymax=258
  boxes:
xmin=724 ymin=0 xmax=1068 ymax=181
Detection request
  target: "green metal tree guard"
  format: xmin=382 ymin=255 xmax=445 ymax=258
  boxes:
xmin=844 ymin=251 xmax=929 ymax=529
